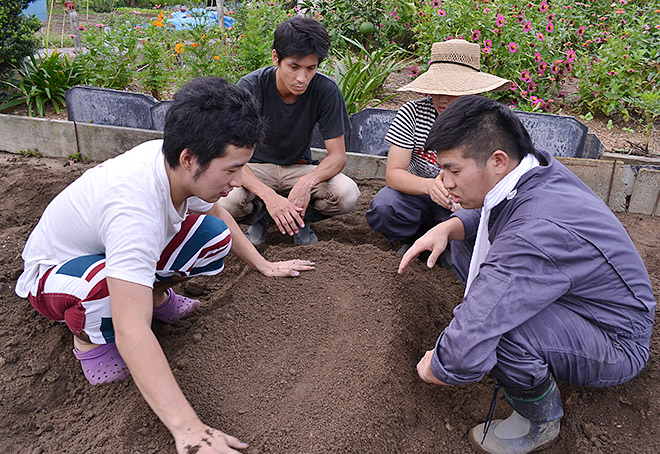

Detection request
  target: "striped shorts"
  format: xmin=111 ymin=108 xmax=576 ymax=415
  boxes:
xmin=28 ymin=214 xmax=231 ymax=345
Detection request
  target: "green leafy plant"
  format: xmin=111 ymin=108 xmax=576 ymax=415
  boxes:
xmin=68 ymin=151 xmax=87 ymax=162
xmin=19 ymin=148 xmax=41 ymax=157
xmin=623 ymin=93 xmax=660 ymax=153
xmin=0 ymin=50 xmax=85 ymax=117
xmin=574 ymin=1 xmax=659 ymax=120
xmin=0 ymin=0 xmax=42 ymax=77
xmin=324 ymin=36 xmax=410 ymax=115
xmin=76 ymin=15 xmax=141 ymax=89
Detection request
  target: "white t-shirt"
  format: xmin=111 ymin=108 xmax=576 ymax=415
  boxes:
xmin=15 ymin=140 xmax=213 ymax=298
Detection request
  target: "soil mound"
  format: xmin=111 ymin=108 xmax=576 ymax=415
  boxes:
xmin=1 ymin=152 xmax=659 ymax=453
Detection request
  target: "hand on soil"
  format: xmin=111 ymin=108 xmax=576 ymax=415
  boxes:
xmin=175 ymin=424 xmax=248 ymax=454
xmin=263 ymin=259 xmax=316 ymax=277
xmin=417 ymin=349 xmax=444 ymax=385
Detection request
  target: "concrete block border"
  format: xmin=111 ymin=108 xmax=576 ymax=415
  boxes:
xmin=1 ymin=114 xmax=659 ymax=216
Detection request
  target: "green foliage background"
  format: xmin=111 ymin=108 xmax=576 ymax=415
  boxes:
xmin=0 ymin=0 xmax=41 ymax=77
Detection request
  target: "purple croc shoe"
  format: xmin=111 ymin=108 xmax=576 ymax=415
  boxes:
xmin=73 ymin=342 xmax=130 ymax=385
xmin=153 ymin=288 xmax=201 ymax=324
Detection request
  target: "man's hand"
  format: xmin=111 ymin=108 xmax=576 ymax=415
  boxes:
xmin=260 ymin=259 xmax=315 ymax=277
xmin=263 ymin=192 xmax=305 ymax=236
xmin=174 ymin=421 xmax=248 ymax=454
xmin=287 ymin=177 xmax=314 ymax=216
xmin=398 ymin=225 xmax=450 ymax=273
xmin=416 ymin=349 xmax=444 ymax=385
xmin=428 ymin=172 xmax=452 ymax=210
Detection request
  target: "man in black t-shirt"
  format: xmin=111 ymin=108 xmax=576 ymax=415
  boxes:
xmin=219 ymin=17 xmax=360 ymax=245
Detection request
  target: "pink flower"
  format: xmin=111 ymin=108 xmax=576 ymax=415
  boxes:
xmin=409 ymin=66 xmax=420 ymax=78
xmin=78 ymin=25 xmax=87 ymax=31
xmin=539 ymin=1 xmax=548 ymax=12
xmin=546 ymin=21 xmax=554 ymax=33
xmin=438 ymin=9 xmax=447 ymax=17
xmin=534 ymin=52 xmax=542 ymax=62
xmin=510 ymin=82 xmax=518 ymax=91
xmin=482 ymin=46 xmax=492 ymax=53
xmin=432 ymin=0 xmax=441 ymax=7
xmin=537 ymin=32 xmax=545 ymax=41
xmin=528 ymin=81 xmax=537 ymax=93
xmin=496 ymin=13 xmax=506 ymax=27
xmin=95 ymin=23 xmax=105 ymax=28
xmin=551 ymin=62 xmax=561 ymax=74
xmin=471 ymin=29 xmax=482 ymax=40
xmin=566 ymin=49 xmax=576 ymax=62
xmin=538 ymin=61 xmax=547 ymax=73
xmin=508 ymin=42 xmax=518 ymax=53
xmin=577 ymin=25 xmax=586 ymax=37
xmin=484 ymin=38 xmax=493 ymax=48
xmin=520 ymin=70 xmax=532 ymax=83
xmin=530 ymin=95 xmax=539 ymax=105
xmin=523 ymin=21 xmax=532 ymax=32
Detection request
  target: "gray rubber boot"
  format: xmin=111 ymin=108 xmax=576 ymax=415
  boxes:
xmin=469 ymin=375 xmax=563 ymax=454
xmin=245 ymin=216 xmax=269 ymax=245
xmin=293 ymin=222 xmax=318 ymax=245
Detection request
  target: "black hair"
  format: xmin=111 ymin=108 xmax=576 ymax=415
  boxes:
xmin=163 ymin=77 xmax=265 ymax=171
xmin=272 ymin=16 xmax=330 ymax=63
xmin=425 ymin=95 xmax=538 ymax=166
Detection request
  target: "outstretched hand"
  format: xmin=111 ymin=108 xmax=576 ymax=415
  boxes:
xmin=261 ymin=259 xmax=315 ymax=277
xmin=397 ymin=226 xmax=449 ymax=274
xmin=174 ymin=423 xmax=248 ymax=454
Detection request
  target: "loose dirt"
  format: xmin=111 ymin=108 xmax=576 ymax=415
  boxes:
xmin=0 ymin=151 xmax=659 ymax=453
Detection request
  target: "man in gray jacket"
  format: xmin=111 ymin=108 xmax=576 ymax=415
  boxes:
xmin=399 ymin=95 xmax=656 ymax=454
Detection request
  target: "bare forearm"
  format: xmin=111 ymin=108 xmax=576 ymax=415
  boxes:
xmin=386 ymin=168 xmax=434 ymax=196
xmin=116 ymin=328 xmax=199 ymax=434
xmin=206 ymin=203 xmax=270 ymax=273
xmin=439 ymin=216 xmax=466 ymax=241
xmin=299 ymin=152 xmax=345 ymax=189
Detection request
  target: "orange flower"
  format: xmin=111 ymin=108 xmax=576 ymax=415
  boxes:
xmin=214 ymin=55 xmax=220 ymax=60
xmin=175 ymin=42 xmax=185 ymax=54
xmin=191 ymin=42 xmax=199 ymax=48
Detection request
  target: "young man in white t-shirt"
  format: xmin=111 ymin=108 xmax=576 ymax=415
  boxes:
xmin=15 ymin=77 xmax=314 ymax=454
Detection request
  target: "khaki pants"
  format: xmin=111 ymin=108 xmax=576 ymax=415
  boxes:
xmin=219 ymin=163 xmax=360 ymax=222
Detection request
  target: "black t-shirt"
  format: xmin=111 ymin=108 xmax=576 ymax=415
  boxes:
xmin=237 ymin=66 xmax=350 ymax=166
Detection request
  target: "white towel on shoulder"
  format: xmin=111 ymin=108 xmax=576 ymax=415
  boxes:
xmin=464 ymin=153 xmax=540 ymax=296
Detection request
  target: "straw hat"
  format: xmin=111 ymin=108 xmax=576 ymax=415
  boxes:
xmin=399 ymin=39 xmax=512 ymax=96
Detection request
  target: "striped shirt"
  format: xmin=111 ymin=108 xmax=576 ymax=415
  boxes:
xmin=385 ymin=97 xmax=441 ymax=179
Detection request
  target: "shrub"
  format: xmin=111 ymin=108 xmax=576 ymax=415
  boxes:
xmin=0 ymin=0 xmax=42 ymax=77
xmin=575 ymin=2 xmax=659 ymax=120
xmin=324 ymin=36 xmax=410 ymax=114
xmin=0 ymin=50 xmax=85 ymax=117
xmin=76 ymin=15 xmax=142 ymax=89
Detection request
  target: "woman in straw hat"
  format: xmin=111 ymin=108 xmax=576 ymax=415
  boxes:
xmin=366 ymin=39 xmax=511 ymax=256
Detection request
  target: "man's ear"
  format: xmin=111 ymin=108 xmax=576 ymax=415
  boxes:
xmin=179 ymin=148 xmax=195 ymax=171
xmin=272 ymin=49 xmax=279 ymax=66
xmin=490 ymin=150 xmax=511 ymax=175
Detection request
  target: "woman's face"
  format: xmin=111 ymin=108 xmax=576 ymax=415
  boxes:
xmin=431 ymin=94 xmax=461 ymax=115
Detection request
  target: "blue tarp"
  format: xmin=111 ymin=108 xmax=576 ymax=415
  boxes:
xmin=23 ymin=0 xmax=48 ymax=21
xmin=166 ymin=8 xmax=237 ymax=30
